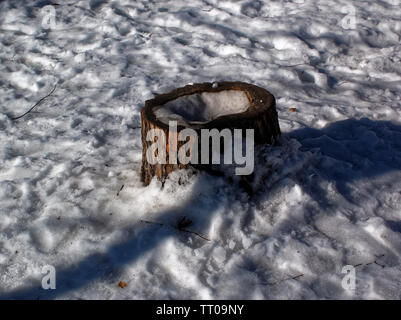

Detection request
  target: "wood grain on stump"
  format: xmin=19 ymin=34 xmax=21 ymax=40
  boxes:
xmin=140 ymin=81 xmax=281 ymax=186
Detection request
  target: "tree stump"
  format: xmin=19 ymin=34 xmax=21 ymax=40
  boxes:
xmin=140 ymin=81 xmax=281 ymax=186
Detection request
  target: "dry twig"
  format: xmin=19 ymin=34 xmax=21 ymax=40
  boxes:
xmin=179 ymin=228 xmax=211 ymax=241
xmin=140 ymin=218 xmax=210 ymax=241
xmin=117 ymin=184 xmax=125 ymax=196
xmin=11 ymin=85 xmax=57 ymax=120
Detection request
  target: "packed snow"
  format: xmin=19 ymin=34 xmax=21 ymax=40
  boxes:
xmin=0 ymin=0 xmax=401 ymax=299
xmin=154 ymin=89 xmax=250 ymax=125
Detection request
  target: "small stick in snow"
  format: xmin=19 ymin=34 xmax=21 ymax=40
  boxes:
xmin=11 ymin=85 xmax=57 ymax=120
xmin=176 ymin=216 xmax=211 ymax=241
xmin=179 ymin=228 xmax=211 ymax=241
xmin=140 ymin=219 xmax=211 ymax=241
xmin=290 ymin=274 xmax=304 ymax=280
xmin=374 ymin=254 xmax=386 ymax=268
xmin=262 ymin=273 xmax=304 ymax=286
xmin=336 ymin=80 xmax=351 ymax=87
xmin=279 ymin=63 xmax=308 ymax=68
xmin=140 ymin=219 xmax=164 ymax=226
xmin=374 ymin=260 xmax=386 ymax=268
xmin=353 ymin=254 xmax=386 ymax=268
xmin=117 ymin=184 xmax=125 ymax=196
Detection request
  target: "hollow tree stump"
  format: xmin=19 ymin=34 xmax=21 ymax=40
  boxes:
xmin=140 ymin=81 xmax=281 ymax=186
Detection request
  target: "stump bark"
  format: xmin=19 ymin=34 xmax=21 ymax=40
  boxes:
xmin=140 ymin=81 xmax=281 ymax=186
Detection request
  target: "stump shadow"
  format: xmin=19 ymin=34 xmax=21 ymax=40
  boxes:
xmin=286 ymin=117 xmax=401 ymax=210
xmin=1 ymin=117 xmax=401 ymax=299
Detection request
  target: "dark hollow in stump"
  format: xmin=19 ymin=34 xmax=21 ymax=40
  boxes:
xmin=140 ymin=81 xmax=281 ymax=186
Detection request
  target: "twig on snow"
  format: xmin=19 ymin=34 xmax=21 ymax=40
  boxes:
xmin=354 ymin=254 xmax=386 ymax=268
xmin=140 ymin=219 xmax=164 ymax=226
xmin=117 ymin=184 xmax=125 ymax=196
xmin=290 ymin=273 xmax=304 ymax=280
xmin=179 ymin=228 xmax=211 ymax=241
xmin=11 ymin=85 xmax=57 ymax=120
xmin=263 ymin=273 xmax=304 ymax=286
xmin=140 ymin=218 xmax=210 ymax=241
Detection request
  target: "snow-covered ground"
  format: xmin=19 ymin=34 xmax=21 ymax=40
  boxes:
xmin=1 ymin=0 xmax=401 ymax=299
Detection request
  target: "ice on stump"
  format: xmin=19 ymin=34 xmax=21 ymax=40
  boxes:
xmin=154 ymin=90 xmax=250 ymax=126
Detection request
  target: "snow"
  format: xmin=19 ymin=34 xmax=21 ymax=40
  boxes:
xmin=0 ymin=0 xmax=401 ymax=299
xmin=154 ymin=89 xmax=250 ymax=125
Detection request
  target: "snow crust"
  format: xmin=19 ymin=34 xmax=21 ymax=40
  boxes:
xmin=154 ymin=90 xmax=250 ymax=125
